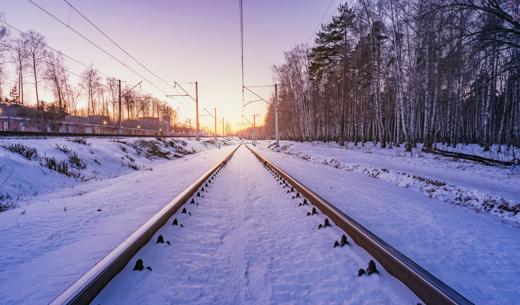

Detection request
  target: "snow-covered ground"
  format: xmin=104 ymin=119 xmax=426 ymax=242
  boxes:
xmin=435 ymin=143 xmax=519 ymax=162
xmin=0 ymin=142 xmax=237 ymax=305
xmin=93 ymin=145 xmax=419 ymax=305
xmin=255 ymin=141 xmax=520 ymax=305
xmin=0 ymin=136 xmax=234 ymax=211
xmin=263 ymin=141 xmax=520 ymax=224
xmin=2 ymin=138 xmax=517 ymax=304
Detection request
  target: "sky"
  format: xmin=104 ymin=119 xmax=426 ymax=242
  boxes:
xmin=1 ymin=0 xmax=340 ymax=131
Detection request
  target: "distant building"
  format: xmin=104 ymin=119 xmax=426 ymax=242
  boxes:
xmin=123 ymin=116 xmax=169 ymax=131
xmin=0 ymin=102 xmax=21 ymax=117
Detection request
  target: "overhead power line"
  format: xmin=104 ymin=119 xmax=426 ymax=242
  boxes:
xmin=173 ymin=82 xmax=197 ymax=103
xmin=308 ymin=0 xmax=336 ymax=45
xmin=0 ymin=42 xmax=84 ymax=78
xmin=62 ymin=0 xmax=175 ymax=90
xmin=1 ymin=15 xmax=193 ymax=122
xmin=27 ymin=0 xmax=169 ymax=95
xmin=4 ymin=1 xmax=194 ymax=123
xmin=61 ymin=0 xmax=199 ymax=114
xmin=201 ymin=107 xmax=224 ymax=122
xmin=244 ymin=84 xmax=277 ymax=88
xmin=239 ymin=0 xmax=245 ymax=110
xmin=59 ymin=0 xmax=200 ymax=121
xmin=243 ymin=86 xmax=270 ymax=105
xmin=0 ymin=18 xmax=114 ymax=79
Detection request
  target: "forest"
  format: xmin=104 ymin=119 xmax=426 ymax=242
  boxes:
xmin=0 ymin=25 xmax=176 ymax=125
xmin=263 ymin=0 xmax=520 ymax=150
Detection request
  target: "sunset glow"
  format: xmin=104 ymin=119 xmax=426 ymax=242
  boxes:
xmin=1 ymin=0 xmax=339 ymax=131
xmin=1 ymin=1 xmax=519 ymax=304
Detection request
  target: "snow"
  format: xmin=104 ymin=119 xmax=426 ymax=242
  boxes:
xmin=0 ymin=136 xmax=235 ymax=211
xmin=263 ymin=141 xmax=520 ymax=224
xmin=255 ymin=141 xmax=520 ymax=305
xmin=93 ymin=145 xmax=419 ymax=305
xmin=2 ymin=137 xmax=517 ymax=304
xmin=435 ymin=143 xmax=519 ymax=162
xmin=0 ymin=143 xmax=237 ymax=305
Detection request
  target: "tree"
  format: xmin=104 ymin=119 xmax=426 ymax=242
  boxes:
xmin=309 ymin=4 xmax=356 ymax=144
xmin=0 ymin=25 xmax=7 ymax=99
xmin=106 ymin=77 xmax=119 ymax=120
xmin=23 ymin=31 xmax=47 ymax=108
xmin=122 ymin=85 xmax=136 ymax=120
xmin=11 ymin=36 xmax=28 ymax=105
xmin=262 ymin=0 xmax=520 ymax=149
xmin=273 ymin=45 xmax=312 ymax=141
xmin=9 ymin=86 xmax=19 ymax=103
xmin=44 ymin=52 xmax=69 ymax=110
xmin=80 ymin=66 xmax=102 ymax=116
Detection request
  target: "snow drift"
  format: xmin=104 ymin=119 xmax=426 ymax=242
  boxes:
xmin=0 ymin=136 xmax=235 ymax=211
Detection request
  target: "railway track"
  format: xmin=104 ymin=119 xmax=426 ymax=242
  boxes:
xmin=49 ymin=144 xmax=472 ymax=305
xmin=247 ymin=145 xmax=473 ymax=305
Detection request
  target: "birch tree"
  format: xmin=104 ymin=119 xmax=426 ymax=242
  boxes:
xmin=23 ymin=31 xmax=47 ymax=108
xmin=262 ymin=0 xmax=520 ymax=149
xmin=11 ymin=37 xmax=28 ymax=105
xmin=44 ymin=52 xmax=69 ymax=109
xmin=80 ymin=66 xmax=102 ymax=116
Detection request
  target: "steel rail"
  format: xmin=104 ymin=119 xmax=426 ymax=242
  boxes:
xmin=246 ymin=145 xmax=474 ymax=305
xmin=49 ymin=144 xmax=241 ymax=305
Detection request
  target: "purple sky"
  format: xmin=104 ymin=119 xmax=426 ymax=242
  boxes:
xmin=2 ymin=0 xmax=340 ymax=130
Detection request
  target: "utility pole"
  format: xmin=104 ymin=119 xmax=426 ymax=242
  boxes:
xmin=253 ymin=114 xmax=256 ymax=146
xmin=169 ymin=81 xmax=199 ymax=137
xmin=222 ymin=117 xmax=225 ymax=137
xmin=214 ymin=108 xmax=217 ymax=139
xmin=243 ymin=84 xmax=283 ymax=145
xmin=195 ymin=81 xmax=200 ymax=139
xmin=275 ymin=83 xmax=279 ymax=146
xmin=118 ymin=79 xmax=122 ymax=134
xmin=165 ymin=113 xmax=169 ymax=136
xmin=242 ymin=114 xmax=255 ymax=144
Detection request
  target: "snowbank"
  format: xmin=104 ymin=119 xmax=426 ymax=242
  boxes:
xmin=0 ymin=145 xmax=237 ymax=305
xmin=0 ymin=137 xmax=236 ymax=211
xmin=261 ymin=141 xmax=520 ymax=225
xmin=254 ymin=145 xmax=520 ymax=304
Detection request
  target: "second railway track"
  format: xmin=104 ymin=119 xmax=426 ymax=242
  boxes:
xmin=50 ymin=144 xmax=472 ymax=305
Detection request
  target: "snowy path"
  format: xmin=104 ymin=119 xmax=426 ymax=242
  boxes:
xmin=256 ymin=146 xmax=520 ymax=305
xmin=93 ymin=146 xmax=419 ymax=305
xmin=0 ymin=146 xmax=235 ymax=305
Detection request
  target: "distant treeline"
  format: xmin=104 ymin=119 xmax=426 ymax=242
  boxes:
xmin=263 ymin=0 xmax=520 ymax=150
xmin=0 ymin=25 xmax=177 ymax=126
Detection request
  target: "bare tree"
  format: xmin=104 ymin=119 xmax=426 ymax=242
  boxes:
xmin=80 ymin=66 xmax=102 ymax=116
xmin=263 ymin=0 xmax=520 ymax=149
xmin=23 ymin=31 xmax=47 ymax=108
xmin=0 ymin=25 xmax=7 ymax=100
xmin=67 ymin=87 xmax=81 ymax=115
xmin=106 ymin=77 xmax=118 ymax=120
xmin=10 ymin=37 xmax=28 ymax=105
xmin=44 ymin=52 xmax=69 ymax=109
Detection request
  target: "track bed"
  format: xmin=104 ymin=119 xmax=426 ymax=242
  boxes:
xmin=92 ymin=146 xmax=419 ymax=305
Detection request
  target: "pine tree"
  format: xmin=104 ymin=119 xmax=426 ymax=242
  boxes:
xmin=9 ymin=86 xmax=19 ymax=104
